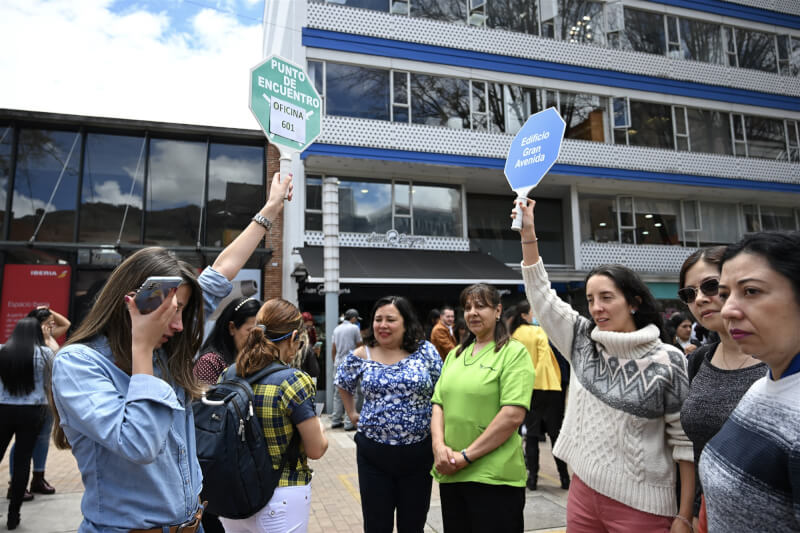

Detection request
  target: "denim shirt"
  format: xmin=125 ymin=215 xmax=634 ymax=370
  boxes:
xmin=0 ymin=345 xmax=53 ymax=405
xmin=52 ymin=267 xmax=231 ymax=532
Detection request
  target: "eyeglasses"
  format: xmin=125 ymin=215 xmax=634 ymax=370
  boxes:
xmin=677 ymin=278 xmax=720 ymax=304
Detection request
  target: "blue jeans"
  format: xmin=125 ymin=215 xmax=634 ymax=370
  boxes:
xmin=10 ymin=409 xmax=52 ymax=476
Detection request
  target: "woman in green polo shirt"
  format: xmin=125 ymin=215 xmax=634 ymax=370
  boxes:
xmin=431 ymin=283 xmax=535 ymax=533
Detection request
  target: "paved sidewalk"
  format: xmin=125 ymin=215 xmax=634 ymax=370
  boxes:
xmin=0 ymin=417 xmax=568 ymax=532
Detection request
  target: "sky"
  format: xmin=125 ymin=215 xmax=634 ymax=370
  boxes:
xmin=0 ymin=0 xmax=267 ymax=129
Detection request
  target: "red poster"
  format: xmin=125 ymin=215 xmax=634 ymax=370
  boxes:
xmin=1 ymin=264 xmax=72 ymax=344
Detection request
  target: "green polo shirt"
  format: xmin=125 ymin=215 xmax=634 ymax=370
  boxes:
xmin=431 ymin=338 xmax=534 ymax=487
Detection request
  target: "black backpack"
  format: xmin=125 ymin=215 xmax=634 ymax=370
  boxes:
xmin=193 ymin=362 xmax=300 ymax=519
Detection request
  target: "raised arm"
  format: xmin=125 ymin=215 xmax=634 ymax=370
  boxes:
xmin=47 ymin=308 xmax=71 ymax=339
xmin=212 ymin=172 xmax=293 ymax=281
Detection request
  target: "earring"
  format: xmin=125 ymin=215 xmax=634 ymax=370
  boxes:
xmin=630 ymin=309 xmax=636 ymax=315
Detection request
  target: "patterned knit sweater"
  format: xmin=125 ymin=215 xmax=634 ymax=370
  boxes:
xmin=522 ymin=259 xmax=693 ymax=517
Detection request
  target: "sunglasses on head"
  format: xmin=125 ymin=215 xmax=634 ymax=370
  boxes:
xmin=677 ymin=278 xmax=720 ymax=304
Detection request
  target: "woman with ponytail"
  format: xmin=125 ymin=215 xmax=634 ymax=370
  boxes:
xmin=219 ymin=298 xmax=328 ymax=533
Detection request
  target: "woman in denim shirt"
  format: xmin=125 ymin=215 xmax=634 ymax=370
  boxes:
xmin=0 ymin=317 xmax=54 ymax=529
xmin=51 ymin=172 xmax=292 ymax=533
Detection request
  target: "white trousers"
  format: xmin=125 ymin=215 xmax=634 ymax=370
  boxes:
xmin=219 ymin=484 xmax=311 ymax=533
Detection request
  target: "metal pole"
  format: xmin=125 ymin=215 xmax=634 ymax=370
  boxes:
xmin=322 ymin=176 xmax=339 ymax=413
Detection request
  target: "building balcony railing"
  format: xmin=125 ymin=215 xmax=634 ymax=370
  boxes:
xmin=579 ymin=241 xmax=697 ymax=274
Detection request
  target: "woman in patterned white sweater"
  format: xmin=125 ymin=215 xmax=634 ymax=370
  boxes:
xmin=513 ymin=199 xmax=694 ymax=533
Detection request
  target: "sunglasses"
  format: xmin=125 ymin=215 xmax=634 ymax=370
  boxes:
xmin=677 ymin=278 xmax=720 ymax=304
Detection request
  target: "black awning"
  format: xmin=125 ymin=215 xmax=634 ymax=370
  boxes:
xmin=297 ymin=246 xmax=521 ymax=285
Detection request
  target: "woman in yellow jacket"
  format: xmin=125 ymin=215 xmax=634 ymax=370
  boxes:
xmin=509 ymin=300 xmax=570 ymax=491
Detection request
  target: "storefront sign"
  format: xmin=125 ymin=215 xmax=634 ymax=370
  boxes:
xmin=0 ymin=264 xmax=72 ymax=344
xmin=366 ymin=229 xmax=426 ymax=248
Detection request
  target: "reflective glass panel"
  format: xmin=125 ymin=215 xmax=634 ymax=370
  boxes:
xmin=633 ymin=197 xmax=680 ymax=245
xmin=0 ymin=124 xmax=11 ymax=237
xmin=395 ymin=181 xmax=410 ymax=216
xmin=145 ymin=138 xmax=206 ymax=245
xmin=760 ymin=205 xmax=796 ymax=232
xmin=412 ymin=183 xmax=461 ymax=236
xmin=677 ymin=19 xmax=725 ymax=64
xmin=579 ymin=195 xmax=617 ymax=242
xmin=558 ymin=0 xmax=604 ymax=46
xmin=410 ymin=74 xmax=470 ymax=129
xmin=792 ymin=37 xmax=800 ymax=76
xmin=326 ymin=63 xmax=390 ymax=120
xmin=742 ymin=205 xmax=760 ymax=232
xmin=10 ymin=129 xmax=80 ymax=242
xmin=622 ymin=8 xmax=665 ymax=55
xmin=305 ymin=175 xmax=322 ymax=231
xmin=487 ymin=0 xmax=538 ymax=35
xmin=410 ymin=0 xmax=466 ymax=23
xmin=687 ymin=108 xmax=732 ymax=155
xmin=735 ymin=28 xmax=778 ymax=73
xmin=338 ymin=179 xmax=392 ymax=233
xmin=488 ymin=83 xmax=506 ymax=133
xmin=745 ymin=116 xmax=786 ymax=160
xmin=207 ymin=143 xmax=264 ymax=247
xmin=504 ymin=85 xmax=539 ymax=135
xmin=326 ymin=0 xmax=389 ymax=10
xmin=308 ymin=61 xmax=324 ymax=97
xmin=560 ymin=92 xmax=606 ymax=142
xmin=698 ymin=202 xmax=739 ymax=245
xmin=80 ymin=133 xmax=145 ymax=243
xmin=625 ymin=101 xmax=673 ymax=150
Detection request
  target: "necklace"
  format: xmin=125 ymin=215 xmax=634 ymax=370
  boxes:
xmin=719 ymin=343 xmax=750 ymax=370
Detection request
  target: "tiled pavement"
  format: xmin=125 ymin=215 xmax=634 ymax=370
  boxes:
xmin=0 ymin=417 xmax=567 ymax=532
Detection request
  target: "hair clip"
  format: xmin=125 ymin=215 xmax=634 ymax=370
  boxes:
xmin=256 ymin=324 xmax=267 ymax=332
xmin=234 ymin=297 xmax=254 ymax=312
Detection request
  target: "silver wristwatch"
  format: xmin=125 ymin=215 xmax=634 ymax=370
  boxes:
xmin=252 ymin=213 xmax=272 ymax=231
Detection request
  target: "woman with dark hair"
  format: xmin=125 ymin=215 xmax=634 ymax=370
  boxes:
xmin=431 ymin=284 xmax=534 ymax=533
xmin=193 ymin=296 xmax=262 ymax=385
xmin=425 ymin=308 xmax=440 ymax=340
xmin=335 ymin=296 xmax=441 ymax=533
xmin=0 ymin=317 xmax=53 ymax=529
xmin=453 ymin=317 xmax=468 ymax=346
xmin=514 ymin=199 xmax=694 ymax=533
xmin=27 ymin=306 xmax=70 ymax=354
xmin=699 ymin=232 xmax=800 ymax=532
xmin=219 ymin=298 xmax=327 ymax=533
xmin=50 ymin=172 xmax=292 ymax=533
xmin=509 ymin=300 xmax=569 ymax=491
xmin=667 ymin=312 xmax=696 ymax=354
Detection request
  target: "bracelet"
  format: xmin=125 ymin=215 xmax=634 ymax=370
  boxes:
xmin=521 ymin=237 xmax=538 ymax=244
xmin=460 ymin=449 xmax=472 ymax=464
xmin=673 ymin=515 xmax=693 ymax=531
xmin=252 ymin=213 xmax=272 ymax=231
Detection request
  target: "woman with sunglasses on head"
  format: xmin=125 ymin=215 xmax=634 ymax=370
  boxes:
xmin=336 ymin=296 xmax=441 ymax=533
xmin=50 ymin=172 xmax=292 ymax=533
xmin=513 ymin=199 xmax=694 ymax=533
xmin=698 ymin=232 xmax=800 ymax=532
xmin=676 ymin=247 xmax=764 ymax=532
xmin=218 ymin=298 xmax=328 ymax=533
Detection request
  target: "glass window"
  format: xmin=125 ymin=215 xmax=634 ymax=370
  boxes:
xmin=633 ymin=197 xmax=680 ymax=245
xmin=0 ymin=124 xmax=12 ymax=237
xmin=145 ymin=138 xmax=206 ymax=245
xmin=393 ymin=71 xmax=410 ymax=123
xmin=410 ymin=0 xmax=466 ymax=23
xmin=307 ymin=61 xmax=324 ymax=112
xmin=745 ymin=116 xmax=787 ymax=160
xmin=395 ymin=181 xmax=410 ymax=216
xmin=471 ymin=80 xmax=488 ymax=131
xmin=504 ymin=85 xmax=539 ymax=135
xmin=305 ymin=175 xmax=323 ymax=231
xmin=791 ymin=36 xmax=800 ymax=77
xmin=622 ymin=8 xmax=665 ymax=55
xmin=678 ymin=18 xmax=725 ymax=64
xmin=579 ymin=195 xmax=617 ymax=243
xmin=735 ymin=28 xmax=778 ymax=73
xmin=206 ymin=143 xmax=264 ymax=247
xmin=760 ymin=205 xmax=796 ymax=232
xmin=410 ymin=73 xmax=470 ymax=129
xmin=559 ymin=1 xmax=604 ymax=46
xmin=560 ymin=92 xmax=606 ymax=142
xmin=624 ymin=101 xmax=673 ymax=150
xmin=326 ymin=0 xmax=389 ymax=10
xmin=468 ymin=194 xmax=564 ymax=264
xmin=687 ymin=108 xmax=733 ymax=155
xmin=486 ymin=0 xmax=538 ymax=35
xmin=412 ymin=183 xmax=462 ymax=236
xmin=326 ymin=63 xmax=390 ymax=120
xmin=10 ymin=129 xmax=80 ymax=242
xmin=338 ymin=179 xmax=392 ymax=233
xmin=698 ymin=202 xmax=739 ymax=245
xmin=487 ymin=83 xmax=506 ymax=133
xmin=742 ymin=204 xmax=760 ymax=232
xmin=79 ymin=133 xmax=145 ymax=244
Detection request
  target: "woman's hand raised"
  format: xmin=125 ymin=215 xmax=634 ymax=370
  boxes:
xmin=513 ymin=198 xmax=540 ymax=266
xmin=125 ymin=289 xmax=178 ymax=374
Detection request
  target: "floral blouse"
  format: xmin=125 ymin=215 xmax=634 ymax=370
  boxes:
xmin=334 ymin=340 xmax=442 ymax=445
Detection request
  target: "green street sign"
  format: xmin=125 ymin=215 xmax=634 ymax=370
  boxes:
xmin=249 ymin=55 xmax=322 ymax=152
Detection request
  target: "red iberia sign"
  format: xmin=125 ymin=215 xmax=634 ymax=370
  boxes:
xmin=1 ymin=264 xmax=71 ymax=344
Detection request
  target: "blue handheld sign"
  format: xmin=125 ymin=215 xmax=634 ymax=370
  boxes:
xmin=504 ymin=107 xmax=566 ymax=231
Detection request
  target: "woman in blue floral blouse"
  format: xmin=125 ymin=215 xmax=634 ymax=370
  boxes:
xmin=335 ymin=296 xmax=442 ymax=533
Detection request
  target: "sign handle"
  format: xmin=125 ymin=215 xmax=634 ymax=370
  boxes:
xmin=511 ymin=195 xmax=527 ymax=232
xmin=279 ymin=151 xmax=293 ymax=199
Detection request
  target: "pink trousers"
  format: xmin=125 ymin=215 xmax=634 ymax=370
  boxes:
xmin=566 ymin=475 xmax=673 ymax=533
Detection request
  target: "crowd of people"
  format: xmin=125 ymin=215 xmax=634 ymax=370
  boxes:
xmin=0 ymin=182 xmax=797 ymax=533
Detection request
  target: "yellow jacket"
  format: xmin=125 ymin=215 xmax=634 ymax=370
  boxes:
xmin=512 ymin=324 xmax=561 ymax=391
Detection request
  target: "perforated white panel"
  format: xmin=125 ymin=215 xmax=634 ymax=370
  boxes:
xmin=306 ymin=3 xmax=800 ymax=98
xmin=580 ymin=242 xmax=698 ymax=274
xmin=724 ymin=0 xmax=800 ymax=16
xmin=319 ymin=116 xmax=800 ymax=185
xmin=305 ymin=230 xmax=470 ymax=251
